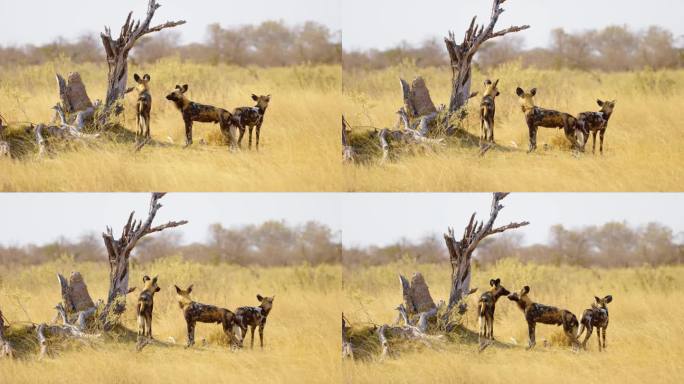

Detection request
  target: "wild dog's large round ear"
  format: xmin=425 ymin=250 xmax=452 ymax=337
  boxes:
xmin=174 ymin=285 xmax=181 ymax=293
xmin=143 ymin=74 xmax=151 ymax=82
xmin=484 ymin=79 xmax=492 ymax=86
xmin=257 ymin=294 xmax=264 ymax=302
xmin=252 ymin=94 xmax=259 ymax=101
xmin=181 ymin=84 xmax=189 ymax=93
xmin=604 ymin=295 xmax=613 ymax=303
xmin=595 ymin=296 xmax=601 ymax=303
xmin=186 ymin=284 xmax=193 ymax=293
xmin=152 ymin=275 xmax=158 ymax=284
xmin=175 ymin=85 xmax=181 ymax=90
xmin=515 ymin=87 xmax=524 ymax=97
xmin=530 ymin=88 xmax=537 ymax=96
xmin=597 ymin=99 xmax=604 ymax=107
xmin=522 ymin=286 xmax=530 ymax=294
xmin=134 ymin=73 xmax=141 ymax=83
xmin=495 ymin=278 xmax=501 ymax=286
xmin=143 ymin=275 xmax=150 ymax=282
xmin=490 ymin=279 xmax=496 ymax=287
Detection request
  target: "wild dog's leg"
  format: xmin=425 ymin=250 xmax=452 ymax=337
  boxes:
xmin=147 ymin=311 xmax=153 ymax=339
xmin=184 ymin=119 xmax=193 ymax=147
xmin=237 ymin=125 xmax=246 ymax=148
xmin=249 ymin=325 xmax=256 ymax=349
xmin=186 ymin=320 xmax=196 ymax=348
xmin=602 ymin=327 xmax=607 ymax=350
xmin=581 ymin=323 xmax=593 ymax=349
xmin=255 ymin=121 xmax=263 ymax=151
xmin=527 ymin=123 xmax=538 ymax=153
xmin=599 ymin=129 xmax=606 ymax=155
xmin=526 ymin=321 xmax=536 ymax=350
xmin=259 ymin=321 xmax=265 ymax=348
xmin=137 ymin=313 xmax=144 ymax=336
xmin=596 ymin=327 xmax=602 ymax=352
xmin=145 ymin=113 xmax=151 ymax=139
xmin=592 ymin=131 xmax=597 ymax=154
xmin=248 ymin=125 xmax=254 ymax=150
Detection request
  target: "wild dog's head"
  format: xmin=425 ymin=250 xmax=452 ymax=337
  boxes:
xmin=251 ymin=94 xmax=271 ymax=111
xmin=133 ymin=73 xmax=151 ymax=92
xmin=489 ymin=278 xmax=510 ymax=298
xmin=174 ymin=284 xmax=194 ymax=307
xmin=483 ymin=79 xmax=501 ymax=99
xmin=596 ymin=99 xmax=617 ymax=118
xmin=257 ymin=294 xmax=275 ymax=314
xmin=142 ymin=275 xmax=161 ymax=294
xmin=508 ymin=285 xmax=532 ymax=311
xmin=166 ymin=84 xmax=189 ymax=108
xmin=515 ymin=87 xmax=537 ymax=112
xmin=593 ymin=295 xmax=613 ymax=309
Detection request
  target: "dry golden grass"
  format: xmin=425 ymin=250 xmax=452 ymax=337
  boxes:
xmin=343 ymin=259 xmax=684 ymax=384
xmin=0 ymin=59 xmax=341 ymax=191
xmin=343 ymin=63 xmax=684 ymax=191
xmin=0 ymin=257 xmax=341 ymax=383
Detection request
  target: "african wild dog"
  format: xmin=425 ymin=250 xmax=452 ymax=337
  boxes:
xmin=131 ymin=73 xmax=152 ymax=139
xmin=478 ymin=278 xmax=510 ymax=346
xmin=480 ymin=79 xmax=500 ymax=144
xmin=165 ymin=84 xmax=238 ymax=149
xmin=174 ymin=284 xmax=243 ymax=349
xmin=577 ymin=100 xmax=616 ymax=155
xmin=136 ymin=275 xmax=161 ymax=341
xmin=236 ymin=294 xmax=274 ymax=349
xmin=577 ymin=295 xmax=613 ymax=351
xmin=233 ymin=94 xmax=271 ymax=151
xmin=515 ymin=87 xmax=584 ymax=153
xmin=507 ymin=285 xmax=579 ymax=350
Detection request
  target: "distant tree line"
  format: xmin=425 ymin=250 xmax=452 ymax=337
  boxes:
xmin=3 ymin=221 xmax=681 ymax=268
xmin=343 ymin=25 xmax=684 ymax=71
xmin=0 ymin=220 xmax=341 ymax=266
xmin=344 ymin=221 xmax=684 ymax=268
xmin=0 ymin=21 xmax=341 ymax=67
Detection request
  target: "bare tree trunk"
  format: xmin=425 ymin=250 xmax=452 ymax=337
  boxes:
xmin=444 ymin=0 xmax=529 ymax=113
xmin=342 ymin=116 xmax=355 ymax=163
xmin=99 ymin=193 xmax=188 ymax=329
xmin=100 ymin=0 xmax=185 ymax=114
xmin=444 ymin=193 xmax=529 ymax=313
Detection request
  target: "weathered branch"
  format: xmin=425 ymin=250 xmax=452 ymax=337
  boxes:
xmin=0 ymin=309 xmax=14 ymax=358
xmin=342 ymin=116 xmax=355 ymax=164
xmin=99 ymin=193 xmax=188 ymax=329
xmin=444 ymin=0 xmax=529 ymax=112
xmin=444 ymin=193 xmax=529 ymax=313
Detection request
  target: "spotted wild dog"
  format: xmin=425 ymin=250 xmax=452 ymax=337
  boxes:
xmin=236 ymin=294 xmax=274 ymax=349
xmin=165 ymin=84 xmax=238 ymax=149
xmin=577 ymin=295 xmax=613 ymax=351
xmin=130 ymin=73 xmax=152 ymax=139
xmin=480 ymin=79 xmax=500 ymax=144
xmin=233 ymin=94 xmax=271 ymax=151
xmin=577 ymin=100 xmax=616 ymax=155
xmin=136 ymin=275 xmax=161 ymax=342
xmin=515 ymin=87 xmax=584 ymax=153
xmin=507 ymin=285 xmax=579 ymax=350
xmin=478 ymin=278 xmax=510 ymax=346
xmin=174 ymin=284 xmax=243 ymax=349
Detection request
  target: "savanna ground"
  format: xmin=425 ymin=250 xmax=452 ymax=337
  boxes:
xmin=343 ymin=62 xmax=684 ymax=191
xmin=0 ymin=257 xmax=341 ymax=383
xmin=0 ymin=59 xmax=340 ymax=191
xmin=343 ymin=258 xmax=684 ymax=384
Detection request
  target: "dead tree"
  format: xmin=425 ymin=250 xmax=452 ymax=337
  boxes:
xmin=444 ymin=193 xmax=529 ymax=316
xmin=99 ymin=193 xmax=188 ymax=329
xmin=100 ymin=0 xmax=185 ymax=113
xmin=444 ymin=0 xmax=529 ymax=113
xmin=342 ymin=116 xmax=355 ymax=163
xmin=0 ymin=309 xmax=14 ymax=358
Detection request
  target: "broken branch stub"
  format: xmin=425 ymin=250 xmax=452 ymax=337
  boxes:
xmin=99 ymin=193 xmax=188 ymax=329
xmin=444 ymin=193 xmax=529 ymax=313
xmin=444 ymin=0 xmax=529 ymax=113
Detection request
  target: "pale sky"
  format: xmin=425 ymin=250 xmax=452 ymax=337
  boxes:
xmin=342 ymin=0 xmax=684 ymax=51
xmin=0 ymin=193 xmax=681 ymax=248
xmin=0 ymin=0 xmax=341 ymax=46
